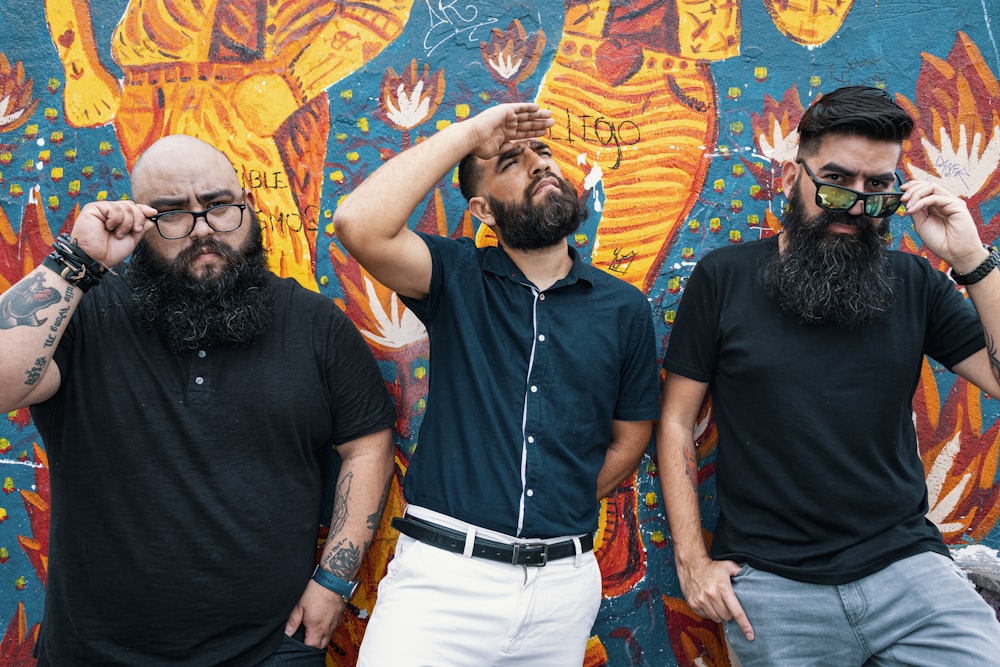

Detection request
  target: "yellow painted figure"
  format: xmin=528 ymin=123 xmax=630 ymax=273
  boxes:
xmin=45 ymin=0 xmax=414 ymax=289
xmin=536 ymin=0 xmax=854 ymax=292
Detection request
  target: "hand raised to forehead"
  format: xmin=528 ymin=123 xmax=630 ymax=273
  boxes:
xmin=470 ymin=103 xmax=555 ymax=161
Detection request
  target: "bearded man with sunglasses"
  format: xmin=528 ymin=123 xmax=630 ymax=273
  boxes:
xmin=0 ymin=135 xmax=396 ymax=665
xmin=658 ymin=86 xmax=1000 ymax=665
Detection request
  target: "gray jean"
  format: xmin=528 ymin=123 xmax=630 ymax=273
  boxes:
xmin=724 ymin=551 xmax=1000 ymax=666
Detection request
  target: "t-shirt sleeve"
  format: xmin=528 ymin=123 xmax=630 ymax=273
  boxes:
xmin=326 ymin=308 xmax=397 ymax=445
xmin=661 ymin=255 xmax=721 ymax=383
xmin=921 ymin=258 xmax=986 ymax=369
xmin=613 ymin=295 xmax=661 ymax=421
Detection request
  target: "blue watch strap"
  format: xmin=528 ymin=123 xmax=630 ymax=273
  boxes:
xmin=311 ymin=565 xmax=359 ymax=601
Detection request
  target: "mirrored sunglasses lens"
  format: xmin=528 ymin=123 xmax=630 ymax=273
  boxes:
xmin=816 ymin=185 xmax=857 ymax=210
xmin=865 ymin=194 xmax=902 ymax=218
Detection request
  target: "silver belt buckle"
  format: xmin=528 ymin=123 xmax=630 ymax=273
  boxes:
xmin=511 ymin=542 xmax=549 ymax=566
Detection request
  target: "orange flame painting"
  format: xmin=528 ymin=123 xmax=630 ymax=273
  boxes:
xmin=0 ymin=55 xmax=39 ymax=135
xmin=378 ymin=59 xmax=446 ymax=150
xmin=480 ymin=19 xmax=546 ymax=101
xmin=898 ymin=32 xmax=1000 ymax=243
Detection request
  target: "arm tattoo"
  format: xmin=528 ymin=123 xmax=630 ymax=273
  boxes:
xmin=329 ymin=470 xmax=353 ymax=536
xmin=366 ymin=477 xmax=392 ymax=531
xmin=24 ymin=357 xmax=47 ymax=386
xmin=322 ymin=538 xmax=363 ymax=579
xmin=0 ymin=274 xmax=63 ymax=329
xmin=683 ymin=446 xmax=698 ymax=492
xmin=986 ymin=331 xmax=1000 ymax=385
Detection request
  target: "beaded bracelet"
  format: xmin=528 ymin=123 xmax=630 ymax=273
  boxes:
xmin=40 ymin=233 xmax=113 ymax=292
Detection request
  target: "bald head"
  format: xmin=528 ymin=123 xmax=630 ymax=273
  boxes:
xmin=130 ymin=135 xmax=241 ymax=204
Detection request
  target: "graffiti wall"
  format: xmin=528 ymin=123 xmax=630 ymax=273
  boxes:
xmin=1 ymin=0 xmax=999 ymax=664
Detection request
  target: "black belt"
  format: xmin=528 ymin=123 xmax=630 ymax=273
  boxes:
xmin=392 ymin=516 xmax=593 ymax=567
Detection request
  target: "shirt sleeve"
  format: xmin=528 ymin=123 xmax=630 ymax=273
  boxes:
xmin=921 ymin=257 xmax=986 ymax=369
xmin=613 ymin=295 xmax=662 ymax=421
xmin=325 ymin=307 xmax=397 ymax=445
xmin=662 ymin=254 xmax=721 ymax=383
xmin=398 ymin=232 xmax=475 ymax=325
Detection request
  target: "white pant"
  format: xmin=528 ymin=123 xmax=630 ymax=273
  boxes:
xmin=357 ymin=511 xmax=602 ymax=667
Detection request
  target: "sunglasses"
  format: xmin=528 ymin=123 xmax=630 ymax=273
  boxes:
xmin=797 ymin=160 xmax=903 ymax=218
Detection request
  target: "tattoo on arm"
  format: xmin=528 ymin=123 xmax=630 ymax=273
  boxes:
xmin=986 ymin=331 xmax=1000 ymax=385
xmin=322 ymin=538 xmax=363 ymax=579
xmin=684 ymin=446 xmax=698 ymax=492
xmin=0 ymin=274 xmax=63 ymax=330
xmin=329 ymin=471 xmax=353 ymax=536
xmin=366 ymin=477 xmax=392 ymax=531
xmin=24 ymin=357 xmax=47 ymax=386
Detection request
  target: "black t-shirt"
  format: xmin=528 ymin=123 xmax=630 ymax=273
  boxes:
xmin=663 ymin=236 xmax=985 ymax=584
xmin=31 ymin=272 xmax=396 ymax=666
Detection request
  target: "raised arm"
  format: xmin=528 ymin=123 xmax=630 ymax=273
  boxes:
xmin=332 ymin=103 xmax=553 ymax=299
xmin=656 ymin=373 xmax=753 ymax=640
xmin=0 ymin=201 xmax=153 ymax=412
xmin=904 ymin=180 xmax=1000 ymax=397
xmin=284 ymin=427 xmax=395 ymax=648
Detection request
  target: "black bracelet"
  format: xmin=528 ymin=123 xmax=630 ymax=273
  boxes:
xmin=40 ymin=233 xmax=111 ymax=292
xmin=950 ymin=245 xmax=1000 ymax=286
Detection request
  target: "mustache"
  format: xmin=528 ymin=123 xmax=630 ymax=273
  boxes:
xmin=525 ymin=171 xmax=575 ymax=200
xmin=810 ymin=208 xmax=890 ymax=237
xmin=172 ymin=237 xmax=242 ymax=271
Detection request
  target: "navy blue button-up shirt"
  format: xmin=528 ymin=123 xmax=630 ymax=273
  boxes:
xmin=400 ymin=233 xmax=660 ymax=538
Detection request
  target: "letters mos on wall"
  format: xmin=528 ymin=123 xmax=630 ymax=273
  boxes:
xmin=1 ymin=1 xmax=999 ymax=664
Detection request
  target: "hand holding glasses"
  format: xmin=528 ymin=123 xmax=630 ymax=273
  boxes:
xmin=146 ymin=202 xmax=247 ymax=240
xmin=797 ymin=160 xmax=903 ymax=219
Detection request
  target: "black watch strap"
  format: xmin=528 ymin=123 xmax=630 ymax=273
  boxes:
xmin=951 ymin=245 xmax=1000 ymax=286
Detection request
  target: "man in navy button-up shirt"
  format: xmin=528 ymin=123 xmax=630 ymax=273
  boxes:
xmin=336 ymin=103 xmax=659 ymax=666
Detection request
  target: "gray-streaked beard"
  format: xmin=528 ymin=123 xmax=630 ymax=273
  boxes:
xmin=488 ymin=173 xmax=586 ymax=251
xmin=759 ymin=189 xmax=897 ymax=329
xmin=127 ymin=224 xmax=273 ymax=353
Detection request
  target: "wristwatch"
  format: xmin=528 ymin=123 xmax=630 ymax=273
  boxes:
xmin=311 ymin=565 xmax=359 ymax=601
xmin=951 ymin=245 xmax=1000 ymax=286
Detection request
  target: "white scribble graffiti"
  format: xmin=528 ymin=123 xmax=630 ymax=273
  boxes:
xmin=423 ymin=0 xmax=498 ymax=56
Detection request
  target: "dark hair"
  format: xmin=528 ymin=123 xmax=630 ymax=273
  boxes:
xmin=457 ymin=153 xmax=483 ymax=201
xmin=797 ymin=86 xmax=914 ymax=157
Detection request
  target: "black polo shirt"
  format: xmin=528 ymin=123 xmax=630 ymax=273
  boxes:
xmin=31 ymin=272 xmax=396 ymax=666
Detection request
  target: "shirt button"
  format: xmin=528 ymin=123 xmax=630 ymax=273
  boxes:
xmin=530 ymin=385 xmax=538 ymax=393
xmin=526 ymin=489 xmax=534 ymax=497
xmin=539 ymin=294 xmax=546 ymax=301
xmin=538 ymin=334 xmax=545 ymax=342
xmin=197 ymin=350 xmax=207 ymax=358
xmin=195 ymin=376 xmax=204 ymax=385
xmin=527 ymin=436 xmax=535 ymax=443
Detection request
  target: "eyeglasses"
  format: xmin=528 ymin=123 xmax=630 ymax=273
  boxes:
xmin=147 ymin=202 xmax=247 ymax=240
xmin=797 ymin=160 xmax=903 ymax=218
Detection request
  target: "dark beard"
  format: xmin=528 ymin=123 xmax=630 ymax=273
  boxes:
xmin=488 ymin=173 xmax=586 ymax=250
xmin=127 ymin=224 xmax=274 ymax=353
xmin=759 ymin=187 xmax=896 ymax=329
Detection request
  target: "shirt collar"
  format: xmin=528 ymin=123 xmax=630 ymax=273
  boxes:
xmin=482 ymin=243 xmax=594 ymax=291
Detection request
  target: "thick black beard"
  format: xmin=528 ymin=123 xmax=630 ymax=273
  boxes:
xmin=488 ymin=173 xmax=586 ymax=251
xmin=759 ymin=188 xmax=896 ymax=329
xmin=127 ymin=225 xmax=274 ymax=353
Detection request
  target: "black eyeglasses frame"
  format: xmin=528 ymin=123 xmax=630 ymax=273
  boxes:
xmin=146 ymin=201 xmax=247 ymax=240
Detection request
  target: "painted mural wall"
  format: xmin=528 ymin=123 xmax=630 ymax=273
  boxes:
xmin=1 ymin=0 xmax=998 ymax=664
